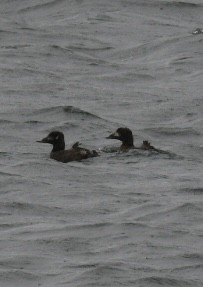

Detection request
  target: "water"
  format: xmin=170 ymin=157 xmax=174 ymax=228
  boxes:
xmin=0 ymin=1 xmax=203 ymax=286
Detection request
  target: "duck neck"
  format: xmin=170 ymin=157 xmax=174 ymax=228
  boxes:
xmin=121 ymin=138 xmax=134 ymax=148
xmin=52 ymin=141 xmax=65 ymax=152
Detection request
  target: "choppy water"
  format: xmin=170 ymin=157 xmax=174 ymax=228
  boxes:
xmin=0 ymin=1 xmax=203 ymax=286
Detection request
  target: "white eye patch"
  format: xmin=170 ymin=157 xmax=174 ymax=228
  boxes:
xmin=113 ymin=131 xmax=120 ymax=137
xmin=55 ymin=135 xmax=59 ymax=140
xmin=47 ymin=136 xmax=54 ymax=141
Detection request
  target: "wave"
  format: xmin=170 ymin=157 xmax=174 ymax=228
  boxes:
xmin=130 ymin=0 xmax=202 ymax=9
xmin=18 ymin=0 xmax=66 ymax=13
xmin=28 ymin=105 xmax=100 ymax=119
xmin=183 ymin=253 xmax=203 ymax=260
xmin=143 ymin=127 xmax=201 ymax=137
xmin=108 ymin=35 xmax=186 ymax=62
xmin=63 ymin=106 xmax=101 ymax=119
xmin=135 ymin=202 xmax=203 ymax=223
xmin=0 ymin=119 xmax=15 ymax=124
xmin=136 ymin=276 xmax=201 ymax=287
xmin=0 ymin=105 xmax=112 ymax=128
xmin=102 ymin=144 xmax=181 ymax=160
xmin=26 ymin=105 xmax=113 ymax=128
xmin=163 ymin=1 xmax=202 ymax=9
xmin=0 ymin=270 xmax=40 ymax=281
xmin=0 ymin=201 xmax=63 ymax=218
xmin=66 ymin=44 xmax=112 ymax=53
xmin=180 ymin=187 xmax=203 ymax=195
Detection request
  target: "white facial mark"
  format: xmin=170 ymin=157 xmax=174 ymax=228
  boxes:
xmin=113 ymin=131 xmax=120 ymax=137
xmin=47 ymin=136 xmax=53 ymax=141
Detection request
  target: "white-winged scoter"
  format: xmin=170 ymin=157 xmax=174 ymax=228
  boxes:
xmin=37 ymin=131 xmax=98 ymax=163
xmin=107 ymin=127 xmax=159 ymax=152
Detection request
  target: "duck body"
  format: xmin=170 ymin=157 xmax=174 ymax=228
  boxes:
xmin=37 ymin=131 xmax=98 ymax=163
xmin=107 ymin=127 xmax=159 ymax=152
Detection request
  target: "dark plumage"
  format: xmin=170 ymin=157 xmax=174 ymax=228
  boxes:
xmin=107 ymin=127 xmax=158 ymax=151
xmin=37 ymin=131 xmax=98 ymax=163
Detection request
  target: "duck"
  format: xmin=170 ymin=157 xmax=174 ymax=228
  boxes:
xmin=37 ymin=131 xmax=98 ymax=163
xmin=107 ymin=127 xmax=159 ymax=152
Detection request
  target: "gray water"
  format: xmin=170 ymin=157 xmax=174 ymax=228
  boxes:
xmin=0 ymin=1 xmax=203 ymax=286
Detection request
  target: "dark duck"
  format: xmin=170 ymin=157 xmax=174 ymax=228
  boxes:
xmin=107 ymin=127 xmax=160 ymax=152
xmin=37 ymin=131 xmax=98 ymax=163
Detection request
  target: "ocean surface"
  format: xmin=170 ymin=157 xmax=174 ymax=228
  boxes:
xmin=0 ymin=0 xmax=203 ymax=286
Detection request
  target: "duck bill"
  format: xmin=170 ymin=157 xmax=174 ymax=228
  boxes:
xmin=36 ymin=136 xmax=51 ymax=143
xmin=106 ymin=131 xmax=119 ymax=140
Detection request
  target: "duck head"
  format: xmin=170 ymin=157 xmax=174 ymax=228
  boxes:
xmin=107 ymin=127 xmax=134 ymax=148
xmin=37 ymin=131 xmax=65 ymax=152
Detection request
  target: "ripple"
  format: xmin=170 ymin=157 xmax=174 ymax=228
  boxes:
xmin=136 ymin=276 xmax=201 ymax=287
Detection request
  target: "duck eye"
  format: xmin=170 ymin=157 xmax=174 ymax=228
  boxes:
xmin=55 ymin=135 xmax=59 ymax=140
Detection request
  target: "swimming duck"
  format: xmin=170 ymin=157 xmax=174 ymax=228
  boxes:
xmin=107 ymin=127 xmax=159 ymax=152
xmin=37 ymin=131 xmax=98 ymax=163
